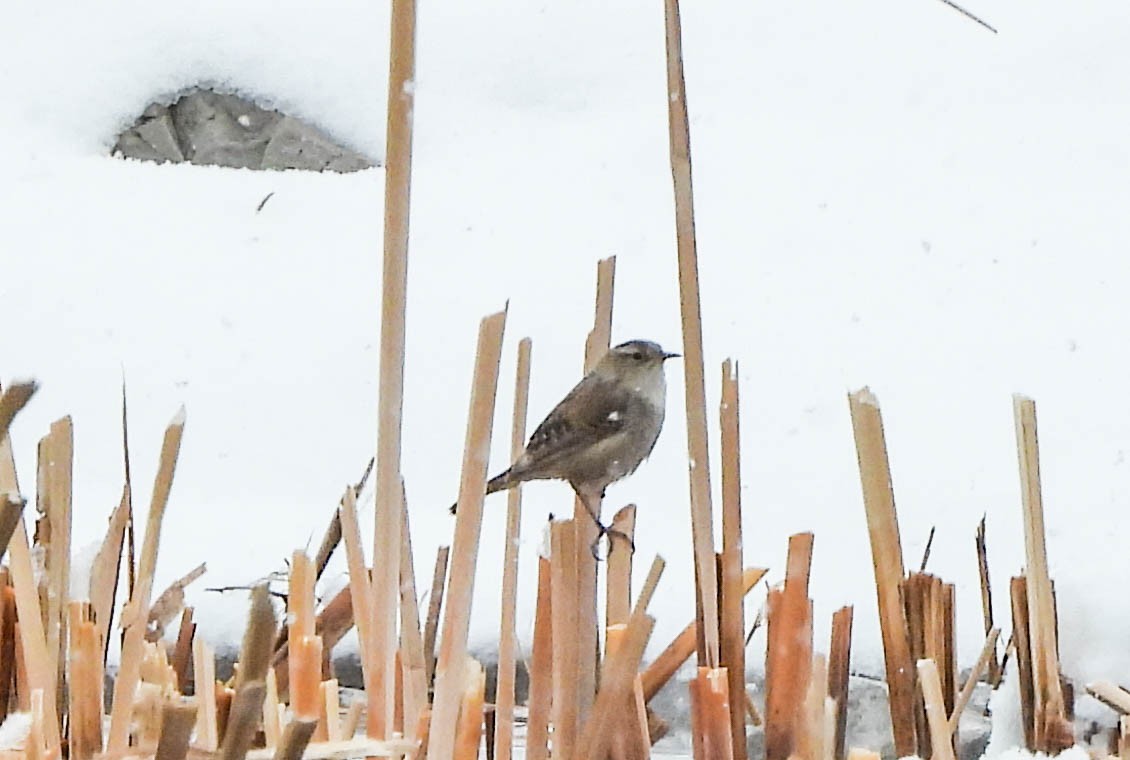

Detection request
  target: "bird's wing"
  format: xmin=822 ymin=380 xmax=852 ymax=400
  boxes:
xmin=518 ymin=374 xmax=631 ymax=473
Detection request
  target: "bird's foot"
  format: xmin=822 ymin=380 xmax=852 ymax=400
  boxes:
xmin=589 ymin=523 xmax=636 ymax=561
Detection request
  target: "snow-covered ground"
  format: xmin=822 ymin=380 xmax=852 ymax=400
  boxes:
xmin=3 ymin=0 xmax=1130 ymax=748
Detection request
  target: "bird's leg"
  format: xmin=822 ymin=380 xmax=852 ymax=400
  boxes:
xmin=574 ymin=486 xmax=635 ymax=559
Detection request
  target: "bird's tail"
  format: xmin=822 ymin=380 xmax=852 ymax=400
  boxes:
xmin=449 ymin=468 xmax=514 ymax=514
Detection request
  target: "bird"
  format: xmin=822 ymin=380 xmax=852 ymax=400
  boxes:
xmin=451 ymin=339 xmax=679 ymax=552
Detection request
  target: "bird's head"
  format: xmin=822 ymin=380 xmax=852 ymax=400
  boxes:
xmin=595 ymin=339 xmax=680 ymax=388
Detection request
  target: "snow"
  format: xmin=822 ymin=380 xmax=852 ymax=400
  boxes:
xmin=3 ymin=0 xmax=1130 ymax=755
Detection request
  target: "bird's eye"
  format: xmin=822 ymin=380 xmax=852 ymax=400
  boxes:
xmin=631 ymin=352 xmax=643 ymax=361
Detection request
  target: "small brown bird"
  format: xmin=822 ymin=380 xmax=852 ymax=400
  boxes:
xmin=452 ymin=339 xmax=678 ymax=547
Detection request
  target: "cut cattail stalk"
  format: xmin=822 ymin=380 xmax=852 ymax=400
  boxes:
xmin=605 ymin=504 xmax=637 ymax=628
xmin=221 ymin=681 xmax=267 ymax=760
xmin=828 ymin=606 xmax=854 ymax=760
xmin=90 ymin=488 xmax=129 ymax=665
xmin=108 ymin=408 xmax=186 ymax=752
xmin=525 ymin=555 xmax=553 ymax=760
xmin=949 ymin=627 xmax=1000 ymax=734
xmin=1012 ymin=396 xmax=1070 ymax=752
xmin=573 ymin=255 xmax=616 ymax=732
xmin=427 ymin=309 xmax=507 ymax=760
xmin=1010 ymin=576 xmax=1035 ymax=748
xmin=8 ymin=524 xmax=59 ymax=751
xmin=454 ymin=657 xmax=486 ymax=760
xmin=273 ymin=717 xmax=318 ymax=760
xmin=0 ymin=577 xmax=13 ymax=724
xmin=663 ymin=0 xmax=720 ymax=672
xmin=848 ymin=388 xmax=916 ymax=758
xmin=605 ymin=624 xmax=650 ymax=759
xmin=1086 ymin=681 xmax=1130 ymax=714
xmin=690 ymin=667 xmax=736 ymax=760
xmin=550 ymin=519 xmax=580 ymax=760
xmin=38 ymin=417 xmax=73 ymax=717
xmin=720 ymin=358 xmax=746 ymax=760
xmin=641 ymin=567 xmax=767 ymax=701
xmin=974 ymin=517 xmax=1000 ymax=684
xmin=171 ymin=607 xmax=196 ymax=690
xmin=289 ymin=551 xmax=315 ymax=638
xmin=423 ymin=545 xmax=449 ymax=686
xmin=155 ymin=700 xmax=199 ymax=760
xmin=398 ymin=484 xmax=428 ymax=739
xmin=291 ymin=636 xmax=323 ymax=720
xmin=576 ymin=613 xmax=657 ymax=758
xmin=67 ymin=603 xmax=103 ymax=760
xmin=317 ymin=678 xmax=342 ymax=742
xmin=342 ymin=700 xmax=364 ymax=738
xmin=0 ymin=381 xmax=37 ymax=441
xmin=0 ymin=494 xmax=25 ymax=569
xmin=371 ymin=0 xmax=419 ymax=736
xmin=917 ymin=659 xmax=956 ymax=760
xmin=262 ymin=669 xmax=282 ymax=748
xmin=798 ymin=654 xmax=828 ymax=760
xmin=339 ymin=486 xmax=378 ymax=715
xmin=28 ymin=688 xmax=45 ymax=760
xmin=494 ymin=336 xmax=532 ymax=760
xmin=765 ymin=534 xmax=814 ymax=760
xmin=194 ymin=635 xmax=220 ymax=751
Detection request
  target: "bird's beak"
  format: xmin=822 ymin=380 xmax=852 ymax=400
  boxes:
xmin=663 ymin=351 xmax=681 ymax=361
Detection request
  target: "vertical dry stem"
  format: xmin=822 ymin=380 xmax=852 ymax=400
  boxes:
xmin=426 ymin=309 xmax=507 ymax=759
xmin=662 ymin=0 xmax=719 ymax=669
xmin=371 ymin=0 xmax=418 ymax=736
xmin=494 ymin=337 xmax=532 ymax=760
xmin=848 ymin=389 xmax=916 ymax=757
xmin=107 ymin=408 xmax=187 ymax=752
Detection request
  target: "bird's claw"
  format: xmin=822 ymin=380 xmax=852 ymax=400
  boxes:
xmin=589 ymin=523 xmax=635 ymax=561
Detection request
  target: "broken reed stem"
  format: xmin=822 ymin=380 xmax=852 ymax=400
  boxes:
xmin=765 ymin=533 xmax=814 ymax=760
xmin=426 ymin=309 xmax=508 ymax=760
xmin=525 ymin=555 xmax=553 ymax=760
xmin=576 ymin=613 xmax=657 ymax=757
xmin=193 ymin=634 xmax=219 ymax=751
xmin=273 ymin=718 xmax=318 ymax=760
xmin=847 ymin=388 xmax=917 ymax=758
xmin=0 ymin=495 xmax=25 ymax=566
xmin=398 ymin=485 xmax=428 ymax=738
xmin=605 ymin=504 xmax=637 ymax=628
xmin=423 ymin=545 xmax=449 ymax=686
xmin=690 ymin=667 xmax=736 ymax=760
xmin=0 ymin=381 xmax=38 ymax=441
xmin=975 ymin=516 xmax=1000 ymax=684
xmin=1012 ymin=395 xmax=1068 ymax=750
xmin=550 ymin=520 xmax=580 ymax=760
xmin=720 ymin=358 xmax=746 ymax=760
xmin=828 ymin=606 xmax=854 ymax=760
xmin=371 ymin=0 xmax=419 ymax=737
xmin=1010 ymin=576 xmax=1035 ymax=749
xmin=494 ymin=336 xmax=532 ymax=760
xmin=67 ymin=603 xmax=103 ymax=760
xmin=4 ymin=523 xmax=59 ymax=751
xmin=155 ymin=700 xmax=198 ymax=760
xmin=949 ymin=627 xmax=1000 ymax=734
xmin=107 ymin=408 xmax=187 ymax=751
xmin=663 ymin=0 xmax=720 ymax=670
xmin=91 ymin=489 xmax=129 ymax=666
xmin=572 ymin=255 xmax=616 ymax=731
xmin=340 ymin=486 xmax=377 ymax=708
xmin=38 ymin=416 xmax=73 ymax=712
xmin=454 ymin=658 xmax=486 ymax=760
xmin=918 ymin=659 xmax=956 ymax=760
xmin=641 ymin=567 xmax=766 ymax=702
